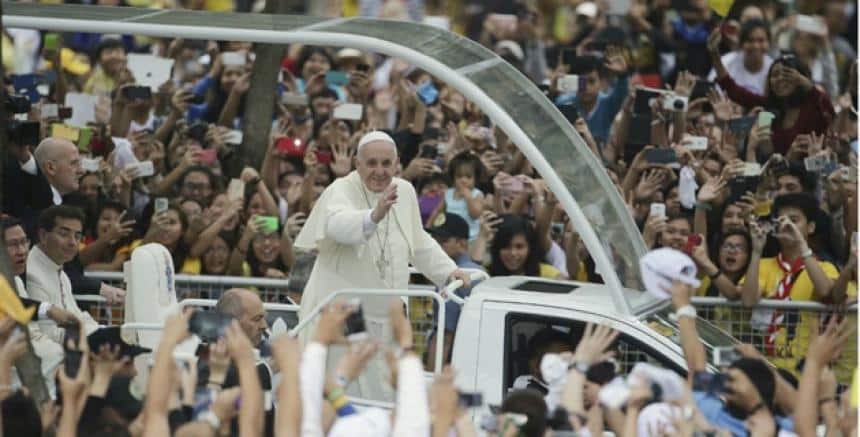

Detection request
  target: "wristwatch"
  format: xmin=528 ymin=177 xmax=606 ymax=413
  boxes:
xmin=567 ymin=361 xmax=590 ymax=374
xmin=199 ymin=410 xmax=221 ymax=431
xmin=670 ymin=305 xmax=697 ymax=321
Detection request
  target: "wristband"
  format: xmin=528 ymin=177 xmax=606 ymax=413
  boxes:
xmin=695 ymin=202 xmax=712 ymax=211
xmin=708 ymin=269 xmax=722 ymax=280
xmin=671 ymin=305 xmax=697 ymax=321
xmin=331 ymin=395 xmax=349 ymax=410
xmin=567 ymin=361 xmax=590 ymax=374
xmin=199 ymin=410 xmax=221 ymax=430
xmin=326 ymin=387 xmax=344 ymax=403
xmin=336 ymin=403 xmax=357 ymax=417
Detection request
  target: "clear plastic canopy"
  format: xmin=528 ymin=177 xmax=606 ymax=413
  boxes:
xmin=4 ymin=2 xmax=653 ymax=315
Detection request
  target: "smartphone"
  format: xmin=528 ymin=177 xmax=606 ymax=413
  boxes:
xmin=221 ymin=51 xmax=246 ymax=66
xmin=44 ymin=33 xmax=60 ymax=50
xmin=58 ymin=106 xmax=73 ymax=119
xmin=333 ymin=103 xmax=363 ymax=121
xmin=40 ymin=103 xmax=59 ymax=119
xmin=64 ymin=350 xmax=83 ymax=378
xmin=81 ymin=157 xmax=101 ymax=173
xmin=344 ymin=299 xmax=367 ymax=341
xmin=188 ymin=311 xmax=234 ymax=343
xmin=227 ymin=179 xmax=245 ymax=202
xmin=281 ymin=92 xmax=308 ymax=106
xmin=123 ymin=86 xmax=152 ymax=101
xmin=316 ymin=150 xmax=332 ymax=165
xmin=768 ymin=154 xmax=789 ymax=175
xmin=634 ymin=88 xmax=663 ymax=114
xmin=154 ymin=197 xmax=169 ymax=214
xmin=135 ymin=161 xmax=155 ymax=178
xmin=63 ymin=320 xmax=81 ymax=349
xmin=186 ymin=93 xmax=206 ymax=105
xmin=713 ymin=346 xmax=740 ymax=367
xmin=197 ymin=148 xmax=218 ymax=165
xmin=796 ymin=15 xmax=827 ymax=36
xmin=558 ymin=103 xmax=580 ymax=124
xmin=325 ymin=71 xmax=350 ymax=87
xmin=557 ymin=74 xmax=581 ymax=94
xmin=649 ymin=203 xmax=666 ymax=218
xmin=757 ymin=111 xmax=775 ymax=128
xmin=77 ymin=127 xmax=94 ymax=152
xmin=416 ymin=80 xmax=439 ymax=106
xmin=224 ymin=130 xmax=243 ymax=145
xmin=643 ymin=148 xmax=678 ymax=165
xmin=187 ymin=122 xmax=208 ymax=143
xmin=684 ymin=135 xmax=708 ymax=151
xmin=52 ymin=123 xmax=80 ymax=142
xmin=729 ymin=176 xmax=760 ymax=201
xmin=458 ymin=391 xmax=483 ymax=408
xmin=684 ymin=234 xmax=702 ymax=255
xmin=420 ymin=144 xmax=438 ymax=159
xmin=256 ymin=215 xmax=279 ymax=233
xmin=803 ymin=154 xmax=831 ymax=172
xmin=276 ymin=137 xmax=305 ymax=157
xmin=741 ymin=162 xmax=762 ymax=177
xmin=691 ymin=80 xmax=714 ymax=100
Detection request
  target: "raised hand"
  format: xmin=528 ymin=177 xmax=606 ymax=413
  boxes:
xmin=708 ymin=89 xmax=735 ymax=122
xmin=674 ymin=70 xmax=696 ymax=98
xmin=571 ymin=323 xmax=618 ymax=366
xmin=371 ymin=183 xmax=398 ymax=223
xmin=330 ymin=142 xmax=355 ymax=177
xmin=697 ymin=177 xmax=726 ymax=203
xmin=313 ymin=300 xmax=353 ymax=346
xmin=748 ymin=220 xmax=768 ymax=255
xmin=335 ymin=339 xmax=379 ymax=383
xmin=603 ymin=46 xmax=628 ymax=75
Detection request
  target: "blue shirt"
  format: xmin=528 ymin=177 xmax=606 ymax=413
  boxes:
xmin=555 ymin=75 xmax=629 ymax=146
xmin=435 ymin=253 xmax=484 ymax=333
xmin=694 ymin=391 xmax=794 ymax=437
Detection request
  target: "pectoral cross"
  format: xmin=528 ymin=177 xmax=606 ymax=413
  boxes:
xmin=376 ymin=256 xmax=389 ymax=279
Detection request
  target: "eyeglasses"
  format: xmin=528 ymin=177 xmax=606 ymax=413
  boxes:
xmin=253 ymin=233 xmax=279 ymax=244
xmin=53 ymin=226 xmax=83 ymax=242
xmin=4 ymin=237 xmax=30 ymax=250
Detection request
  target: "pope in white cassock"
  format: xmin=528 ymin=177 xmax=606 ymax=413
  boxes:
xmin=294 ymin=131 xmax=471 ymax=400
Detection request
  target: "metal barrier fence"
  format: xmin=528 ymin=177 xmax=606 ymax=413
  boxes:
xmin=80 ymin=273 xmax=857 ymax=383
xmin=691 ymin=297 xmax=857 ymax=385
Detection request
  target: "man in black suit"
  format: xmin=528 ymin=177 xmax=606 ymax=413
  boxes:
xmin=5 ymin=136 xmax=125 ymax=304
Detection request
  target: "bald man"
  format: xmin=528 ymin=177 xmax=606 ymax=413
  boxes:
xmin=214 ymin=288 xmax=274 ymax=436
xmin=7 ymin=136 xmax=125 ymax=304
xmin=295 ymin=131 xmax=470 ymax=401
xmin=215 ymin=288 xmax=269 ymax=346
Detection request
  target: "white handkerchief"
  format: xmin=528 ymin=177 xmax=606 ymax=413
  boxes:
xmin=679 ymin=166 xmax=698 ymax=210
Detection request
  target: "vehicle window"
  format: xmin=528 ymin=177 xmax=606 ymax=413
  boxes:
xmin=645 ymin=307 xmax=739 ymax=368
xmin=503 ymin=313 xmax=683 ymax=394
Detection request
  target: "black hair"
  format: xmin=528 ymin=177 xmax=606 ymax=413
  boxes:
xmin=765 ymin=53 xmax=814 ymax=108
xmin=500 ymin=389 xmax=548 ymax=437
xmin=296 ymin=46 xmax=334 ymax=79
xmin=586 ymin=361 xmax=616 ymax=385
xmin=772 ymin=192 xmax=819 ymax=224
xmin=739 ymin=18 xmax=771 ymax=45
xmin=1 ymin=391 xmax=42 ymax=437
xmin=201 ymin=231 xmax=235 ymax=275
xmin=779 ymin=163 xmax=817 ymax=193
xmin=569 ymin=55 xmax=603 ymax=76
xmin=730 ymin=358 xmax=776 ymax=409
xmin=179 ymin=165 xmax=220 ymax=201
xmin=446 ymin=152 xmax=486 ymax=186
xmin=489 ymin=215 xmax=541 ymax=276
xmin=0 ymin=217 xmax=24 ymax=237
xmin=527 ymin=328 xmax=574 ymax=362
xmin=38 ymin=205 xmax=85 ymax=232
xmin=93 ymin=38 xmax=125 ymax=63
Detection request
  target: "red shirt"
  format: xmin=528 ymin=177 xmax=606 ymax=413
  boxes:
xmin=716 ymin=75 xmax=834 ymax=154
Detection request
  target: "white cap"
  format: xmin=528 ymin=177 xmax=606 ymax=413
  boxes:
xmin=496 ymin=40 xmax=524 ymax=61
xmin=337 ymin=48 xmax=363 ymax=60
xmin=575 ymin=1 xmax=598 ymax=18
xmin=639 ymin=248 xmax=700 ymax=300
xmin=357 ymin=130 xmax=397 ymax=153
xmin=327 ymin=408 xmax=391 ymax=437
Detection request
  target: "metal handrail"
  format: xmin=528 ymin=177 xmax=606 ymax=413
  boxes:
xmin=85 ymin=271 xmax=291 ymax=288
xmin=691 ymin=297 xmax=858 ymax=311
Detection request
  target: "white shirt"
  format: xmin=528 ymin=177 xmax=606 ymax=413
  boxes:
xmin=708 ymin=51 xmax=774 ymax=96
xmin=26 ymin=245 xmax=98 ymax=343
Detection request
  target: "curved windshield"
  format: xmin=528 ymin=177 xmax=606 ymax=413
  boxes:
xmin=645 ymin=307 xmax=739 ymax=367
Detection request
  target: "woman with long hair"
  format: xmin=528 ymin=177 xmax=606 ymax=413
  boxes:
xmin=709 ymin=29 xmax=835 ymax=155
xmin=488 ymin=214 xmax=566 ymax=279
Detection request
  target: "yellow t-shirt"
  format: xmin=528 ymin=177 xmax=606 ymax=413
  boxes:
xmin=121 ymin=240 xmax=201 ymax=275
xmin=740 ymin=257 xmax=840 ymax=372
xmin=83 ymin=68 xmax=116 ymax=97
xmin=539 ymin=263 xmax=562 ymax=279
xmin=695 ymin=276 xmax=743 ymax=335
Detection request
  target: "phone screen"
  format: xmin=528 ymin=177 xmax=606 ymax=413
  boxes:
xmin=188 ymin=311 xmax=234 ymax=343
xmin=344 ymin=300 xmax=367 ymax=341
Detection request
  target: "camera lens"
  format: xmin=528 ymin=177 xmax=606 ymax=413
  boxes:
xmin=673 ymin=99 xmax=684 ymax=110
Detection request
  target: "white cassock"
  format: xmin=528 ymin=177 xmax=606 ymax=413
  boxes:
xmin=295 ymin=170 xmax=457 ymax=401
xmin=13 ymin=276 xmax=64 ymax=397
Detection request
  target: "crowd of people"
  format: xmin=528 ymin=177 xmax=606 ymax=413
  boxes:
xmin=0 ymin=0 xmax=858 ymax=435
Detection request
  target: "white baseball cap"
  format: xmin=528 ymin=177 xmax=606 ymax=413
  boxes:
xmin=639 ymin=248 xmax=700 ymax=300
